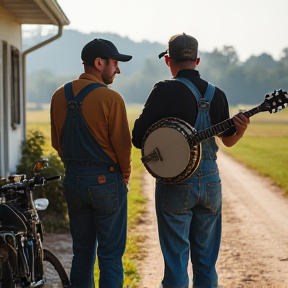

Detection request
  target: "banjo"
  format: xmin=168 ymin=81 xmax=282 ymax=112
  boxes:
xmin=141 ymin=89 xmax=288 ymax=183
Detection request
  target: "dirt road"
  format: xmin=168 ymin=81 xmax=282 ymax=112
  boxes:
xmin=43 ymin=151 xmax=288 ymax=288
xmin=136 ymin=150 xmax=288 ymax=288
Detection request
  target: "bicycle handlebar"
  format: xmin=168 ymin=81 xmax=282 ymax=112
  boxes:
xmin=44 ymin=176 xmax=61 ymax=182
xmin=0 ymin=175 xmax=61 ymax=193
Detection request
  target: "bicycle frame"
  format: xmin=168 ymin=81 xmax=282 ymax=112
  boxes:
xmin=0 ymin=161 xmax=71 ymax=288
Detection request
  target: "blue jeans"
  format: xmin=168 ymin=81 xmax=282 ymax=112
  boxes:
xmin=156 ymin=160 xmax=221 ymax=288
xmin=63 ymin=165 xmax=127 ymax=288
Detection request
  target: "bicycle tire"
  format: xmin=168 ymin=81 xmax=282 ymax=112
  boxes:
xmin=0 ymin=259 xmax=15 ymax=288
xmin=42 ymin=249 xmax=71 ymax=288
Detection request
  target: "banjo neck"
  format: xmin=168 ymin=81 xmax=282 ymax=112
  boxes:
xmin=193 ymin=105 xmax=262 ymax=144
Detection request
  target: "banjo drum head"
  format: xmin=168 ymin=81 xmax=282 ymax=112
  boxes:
xmin=142 ymin=118 xmax=201 ymax=182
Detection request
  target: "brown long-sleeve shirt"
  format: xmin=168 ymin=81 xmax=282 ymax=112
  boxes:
xmin=51 ymin=73 xmax=132 ymax=181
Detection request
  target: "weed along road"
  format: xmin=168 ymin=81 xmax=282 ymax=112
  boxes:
xmin=137 ymin=150 xmax=288 ymax=288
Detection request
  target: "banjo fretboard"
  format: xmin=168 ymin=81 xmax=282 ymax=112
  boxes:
xmin=193 ymin=106 xmax=267 ymax=144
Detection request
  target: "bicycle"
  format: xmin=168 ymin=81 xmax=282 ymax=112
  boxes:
xmin=0 ymin=160 xmax=71 ymax=287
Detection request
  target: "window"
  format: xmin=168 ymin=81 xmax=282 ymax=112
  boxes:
xmin=2 ymin=41 xmax=8 ymax=102
xmin=11 ymin=46 xmax=20 ymax=128
xmin=1 ymin=41 xmax=8 ymax=177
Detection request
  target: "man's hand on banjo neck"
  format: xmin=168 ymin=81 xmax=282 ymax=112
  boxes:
xmin=221 ymin=112 xmax=250 ymax=147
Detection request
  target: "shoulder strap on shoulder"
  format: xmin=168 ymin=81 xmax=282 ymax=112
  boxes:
xmin=64 ymin=82 xmax=74 ymax=102
xmin=173 ymin=77 xmax=202 ymax=100
xmin=203 ymin=83 xmax=215 ymax=102
xmin=75 ymin=83 xmax=107 ymax=102
xmin=174 ymin=77 xmax=215 ymax=102
xmin=64 ymin=82 xmax=107 ymax=103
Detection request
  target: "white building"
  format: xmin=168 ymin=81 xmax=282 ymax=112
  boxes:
xmin=0 ymin=0 xmax=69 ymax=177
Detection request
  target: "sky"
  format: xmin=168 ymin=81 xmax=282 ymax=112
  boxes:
xmin=55 ymin=0 xmax=288 ymax=62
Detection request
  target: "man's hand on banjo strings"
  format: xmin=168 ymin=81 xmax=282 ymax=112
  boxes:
xmin=233 ymin=112 xmax=250 ymax=137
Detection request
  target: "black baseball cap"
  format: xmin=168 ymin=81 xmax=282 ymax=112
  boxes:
xmin=158 ymin=33 xmax=198 ymax=61
xmin=81 ymin=38 xmax=132 ymax=65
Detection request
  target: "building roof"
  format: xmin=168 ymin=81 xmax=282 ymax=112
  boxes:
xmin=0 ymin=0 xmax=69 ymax=26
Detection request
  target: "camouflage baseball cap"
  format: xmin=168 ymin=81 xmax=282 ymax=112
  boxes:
xmin=158 ymin=33 xmax=198 ymax=61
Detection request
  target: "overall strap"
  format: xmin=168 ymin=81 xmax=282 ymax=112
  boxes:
xmin=64 ymin=82 xmax=107 ymax=103
xmin=202 ymin=82 xmax=215 ymax=102
xmin=64 ymin=82 xmax=74 ymax=102
xmin=173 ymin=77 xmax=215 ymax=110
xmin=173 ymin=77 xmax=202 ymax=100
xmin=173 ymin=77 xmax=218 ymax=160
xmin=61 ymin=81 xmax=114 ymax=166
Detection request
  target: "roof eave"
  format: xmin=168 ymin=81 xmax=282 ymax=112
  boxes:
xmin=33 ymin=0 xmax=69 ymax=26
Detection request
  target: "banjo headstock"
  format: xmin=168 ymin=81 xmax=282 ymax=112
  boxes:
xmin=260 ymin=89 xmax=288 ymax=113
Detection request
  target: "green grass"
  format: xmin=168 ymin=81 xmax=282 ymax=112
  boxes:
xmin=221 ymin=136 xmax=288 ymax=193
xmin=221 ymin=115 xmax=288 ymax=195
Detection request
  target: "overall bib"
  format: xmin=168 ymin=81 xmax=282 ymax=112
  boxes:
xmin=156 ymin=77 xmax=221 ymax=288
xmin=61 ymin=82 xmax=127 ymax=288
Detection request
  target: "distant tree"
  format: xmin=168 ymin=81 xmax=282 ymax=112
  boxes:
xmin=281 ymin=47 xmax=288 ymax=59
xmin=280 ymin=47 xmax=288 ymax=67
xmin=220 ymin=46 xmax=240 ymax=65
xmin=244 ymin=53 xmax=278 ymax=69
xmin=24 ymin=30 xmax=288 ymax=106
xmin=27 ymin=69 xmax=77 ymax=106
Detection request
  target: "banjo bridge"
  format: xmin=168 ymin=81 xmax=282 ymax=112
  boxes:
xmin=141 ymin=148 xmax=163 ymax=164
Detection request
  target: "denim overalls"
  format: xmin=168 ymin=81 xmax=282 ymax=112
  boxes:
xmin=156 ymin=77 xmax=221 ymax=288
xmin=61 ymin=82 xmax=127 ymax=288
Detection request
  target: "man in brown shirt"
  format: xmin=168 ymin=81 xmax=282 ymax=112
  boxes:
xmin=50 ymin=38 xmax=132 ymax=288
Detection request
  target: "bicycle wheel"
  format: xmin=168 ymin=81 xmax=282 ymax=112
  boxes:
xmin=42 ymin=249 xmax=71 ymax=288
xmin=0 ymin=259 xmax=15 ymax=288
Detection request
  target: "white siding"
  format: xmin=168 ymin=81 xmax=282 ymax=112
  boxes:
xmin=0 ymin=7 xmax=21 ymax=46
xmin=0 ymin=6 xmax=23 ymax=176
xmin=0 ymin=42 xmax=4 ymax=177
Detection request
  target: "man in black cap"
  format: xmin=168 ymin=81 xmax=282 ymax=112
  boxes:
xmin=132 ymin=33 xmax=249 ymax=288
xmin=51 ymin=38 xmax=132 ymax=288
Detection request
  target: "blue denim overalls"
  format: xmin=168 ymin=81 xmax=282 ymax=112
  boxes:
xmin=156 ymin=77 xmax=221 ymax=288
xmin=61 ymin=82 xmax=127 ymax=288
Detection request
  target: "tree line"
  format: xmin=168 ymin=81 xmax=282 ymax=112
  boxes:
xmin=27 ymin=45 xmax=288 ymax=108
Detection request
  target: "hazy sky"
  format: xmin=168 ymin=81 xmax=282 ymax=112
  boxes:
xmin=56 ymin=0 xmax=287 ymax=62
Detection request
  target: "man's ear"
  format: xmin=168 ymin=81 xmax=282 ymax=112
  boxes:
xmin=164 ymin=55 xmax=170 ymax=67
xmin=94 ymin=58 xmax=103 ymax=70
xmin=196 ymin=57 xmax=200 ymax=65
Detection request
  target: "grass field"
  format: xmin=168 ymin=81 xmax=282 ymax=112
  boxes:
xmin=221 ymin=106 xmax=288 ymax=194
xmin=26 ymin=104 xmax=288 ymax=286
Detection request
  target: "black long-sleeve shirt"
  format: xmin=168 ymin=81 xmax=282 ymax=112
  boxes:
xmin=132 ymin=69 xmax=236 ymax=149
